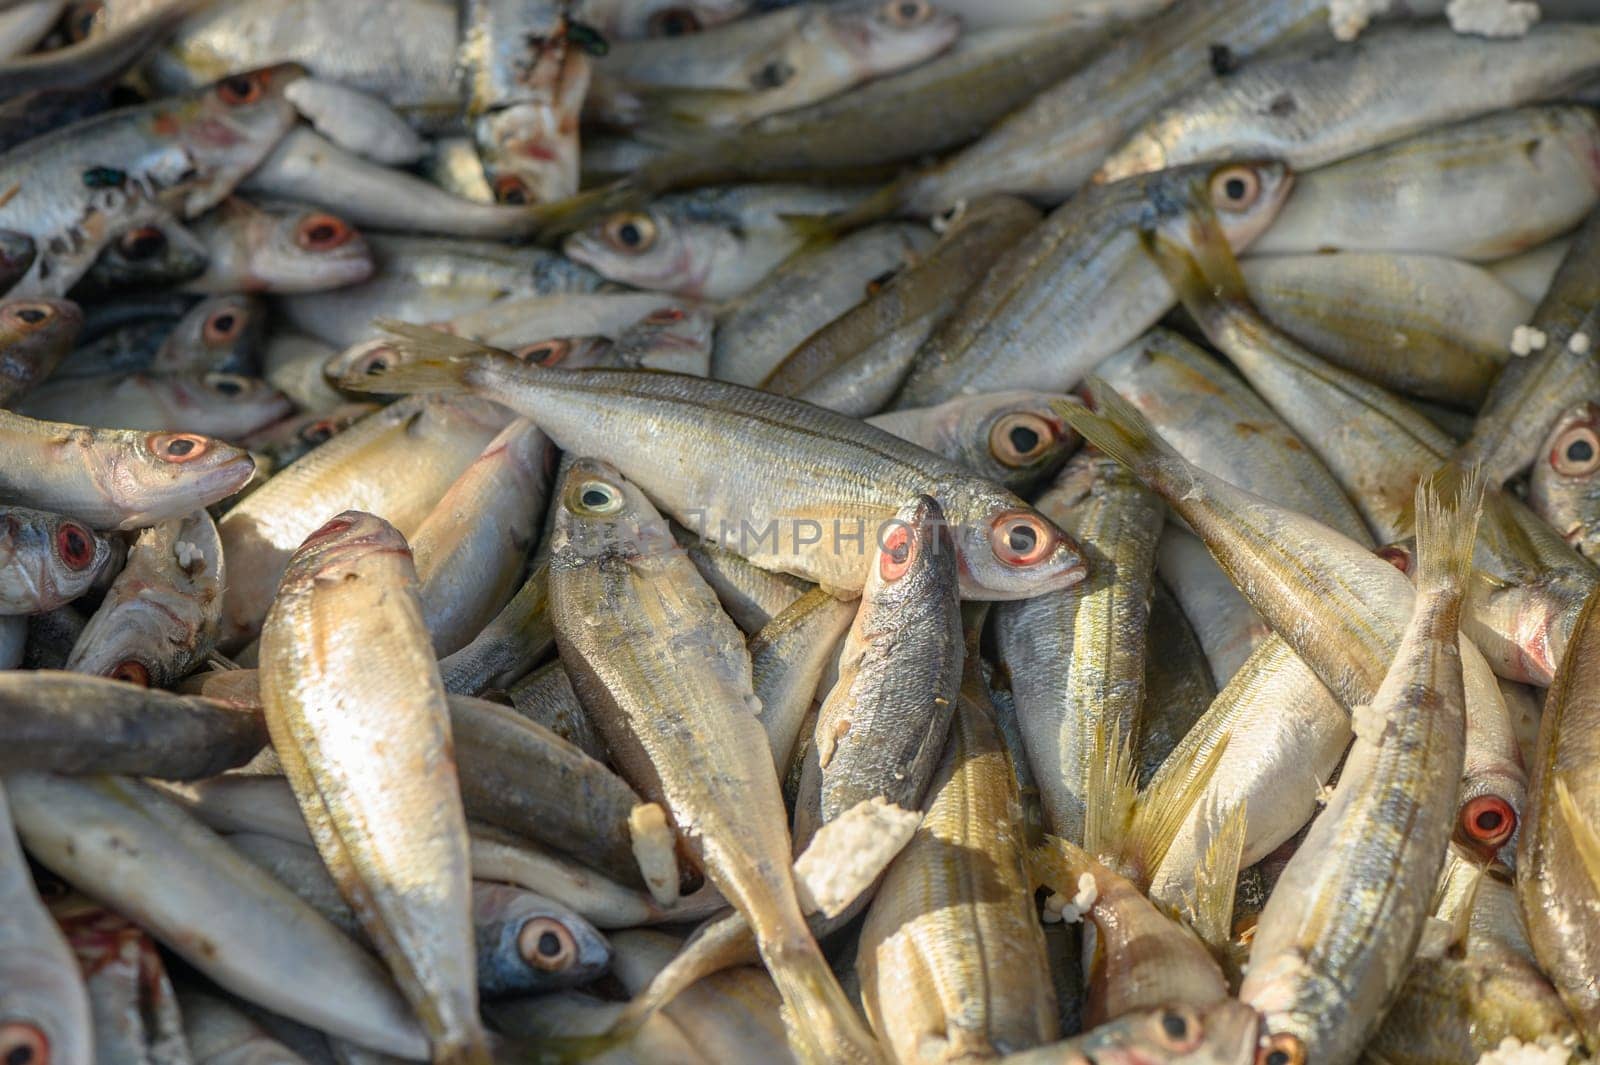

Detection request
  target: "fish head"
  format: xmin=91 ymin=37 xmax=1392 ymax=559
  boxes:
xmin=940 ymin=478 xmax=1084 ymax=600
xmin=860 ymin=493 xmax=958 ymax=609
xmin=830 ymin=0 xmax=962 ymax=77
xmin=563 ymin=204 xmax=716 ymax=295
xmin=91 ymin=214 xmax=209 ymax=290
xmin=0 ymin=941 xmax=93 ymax=1065
xmin=611 ymin=304 xmax=714 ymax=374
xmin=0 ymin=298 xmax=83 ymax=378
xmin=1138 ymin=161 xmax=1292 ymax=301
xmin=1203 ymin=160 xmax=1294 ymax=252
xmin=599 ymin=0 xmax=751 ymax=38
xmin=507 ymin=334 xmax=612 ymax=369
xmin=154 ymin=294 xmax=265 ymax=375
xmin=1529 ymin=401 xmax=1600 ymax=560
xmin=281 ymin=510 xmax=410 ymax=587
xmin=241 ymin=403 xmax=377 ymax=469
xmin=251 ymin=206 xmax=374 ymax=292
xmin=551 ymin=457 xmax=675 ymax=567
xmin=1070 ymin=1001 xmax=1265 ymax=1065
xmin=946 ymin=390 xmax=1079 ymax=491
xmin=477 ymin=45 xmax=591 ymax=206
xmin=110 ymin=431 xmax=255 ymax=529
xmin=474 ymin=882 xmax=612 ymax=991
xmin=182 ymin=372 xmax=295 ymax=434
xmin=1 ymin=507 xmax=114 ymax=609
xmin=173 ymin=64 xmax=304 ymax=213
xmin=0 ymin=229 xmax=35 ymax=291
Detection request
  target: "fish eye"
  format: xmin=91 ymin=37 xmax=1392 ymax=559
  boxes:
xmin=148 ymin=432 xmax=210 ymax=463
xmin=989 ymin=412 xmax=1055 ymax=467
xmin=494 ymin=174 xmax=532 ymax=205
xmin=204 ymin=309 xmax=241 ymax=344
xmin=1375 ymin=545 xmax=1410 ymax=574
xmin=575 ymin=480 xmax=623 ymax=514
xmin=752 ymin=59 xmax=794 ymax=90
xmin=647 ymin=7 xmax=701 ymax=36
xmin=4 ymin=302 xmax=55 ymax=329
xmin=300 ymin=419 xmax=337 ymax=445
xmin=294 ymin=213 xmax=354 ymax=251
xmin=69 ymin=0 xmax=103 ymax=42
xmin=54 ymin=522 xmax=95 ymax=571
xmin=358 ymin=349 xmax=393 ymax=376
xmin=882 ymin=0 xmax=931 ymax=25
xmin=1457 ymin=795 xmax=1516 ymax=852
xmin=206 ymin=373 xmax=247 ymax=397
xmin=116 ymin=225 xmax=166 ymax=261
xmin=0 ymin=1022 xmax=49 ymax=1065
xmin=109 ymin=660 xmax=151 ymax=687
xmin=216 ymin=73 xmax=266 ymax=107
xmin=602 ymin=212 xmax=658 ymax=254
xmin=1257 ymin=1032 xmax=1307 ymax=1065
xmin=1209 ymin=165 xmax=1263 ymax=212
xmin=878 ymin=522 xmax=916 ymax=582
xmin=1551 ymin=425 xmax=1600 ymax=476
xmin=514 ymin=338 xmax=573 ymax=367
xmin=990 ymin=511 xmax=1054 ymax=567
xmin=519 ymin=917 xmax=578 ymax=971
xmin=1153 ymin=1008 xmax=1202 ymax=1052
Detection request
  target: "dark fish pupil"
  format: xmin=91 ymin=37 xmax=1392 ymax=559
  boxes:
xmin=211 ymin=314 xmax=236 ymax=335
xmin=1008 ymin=526 xmax=1036 ymax=552
xmin=308 ymin=224 xmax=336 ymax=244
xmin=1009 ymin=426 xmax=1040 ymax=453
xmin=1477 ymin=809 xmax=1504 ymax=831
xmin=1160 ymin=1012 xmax=1187 ymax=1039
xmin=167 ymin=438 xmax=195 ymax=456
xmin=1267 ymin=1053 xmax=1290 ymax=1065
xmin=501 ymin=184 xmax=528 ymax=205
xmin=65 ymin=531 xmax=84 ymax=555
xmin=123 ymin=228 xmax=164 ymax=258
xmin=1225 ymin=177 xmax=1249 ymax=201
xmin=304 ymin=424 xmax=333 ymax=444
xmin=6 ymin=1045 xmax=34 ymax=1065
xmin=1568 ymin=439 xmax=1594 ymax=463
xmin=582 ymin=489 xmax=611 ymax=508
xmin=364 ymin=358 xmax=389 ymax=375
xmin=620 ymin=223 xmax=642 ymax=246
xmin=899 ymin=2 xmax=919 ymax=18
xmin=15 ymin=308 xmax=45 ymax=324
xmin=214 ymin=379 xmax=241 ymax=395
xmin=82 ymin=165 xmax=127 ymax=189
xmin=225 ymin=77 xmax=253 ymax=97
xmin=655 ymin=9 xmax=699 ymax=35
xmin=538 ymin=931 xmax=562 ymax=956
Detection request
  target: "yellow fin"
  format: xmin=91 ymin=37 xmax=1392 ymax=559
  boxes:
xmin=1555 ymin=775 xmax=1600 ymax=895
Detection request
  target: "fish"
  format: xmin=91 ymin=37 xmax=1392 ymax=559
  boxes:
xmin=674 ymin=522 xmax=811 ymax=633
xmin=1529 ymin=401 xmax=1600 ymax=560
xmin=181 ymin=198 xmax=373 ymax=294
xmin=7 ymin=773 xmax=430 ymax=1058
xmin=282 ymin=76 xmax=427 ymax=166
xmin=239 ymin=403 xmax=378 ymax=473
xmin=746 ymin=585 xmax=856 ymax=773
xmin=258 ymin=511 xmax=487 ymax=1063
xmin=1153 ymin=524 xmax=1270 ymax=690
xmin=152 ymin=294 xmax=264 ymax=376
xmin=563 ymin=184 xmax=869 ymax=300
xmin=865 ymin=391 xmax=1080 ymax=493
xmin=1095 ymin=25 xmax=1600 ymax=183
xmin=18 ymin=371 xmax=293 ymax=441
xmin=76 ymin=213 xmax=210 ymax=292
xmin=1137 ymin=579 xmax=1218 ymax=785
xmin=590 ymin=1 xmax=960 ymax=131
xmin=0 ymin=786 xmax=92 ymax=1065
xmin=891 ymin=160 xmax=1292 ymax=406
xmin=1249 ymin=106 xmax=1600 ymax=263
xmin=0 ymin=0 xmax=211 ymax=100
xmin=762 ymin=195 xmax=1041 ymax=417
xmin=0 ymin=504 xmax=113 ymax=611
xmin=341 ymin=324 xmax=1086 ymax=599
xmin=1239 ymin=474 xmax=1481 ymax=1065
xmin=995 ymin=1000 xmax=1263 ymax=1065
xmin=440 ymin=561 xmax=555 ymax=697
xmin=547 ymin=456 xmax=884 ymax=1063
xmin=65 ymin=509 xmax=223 ymax=686
xmin=176 ymin=986 xmax=312 ymax=1065
xmin=792 ymin=494 xmax=962 ymax=849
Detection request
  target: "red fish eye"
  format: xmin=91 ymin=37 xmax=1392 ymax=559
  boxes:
xmin=109 ymin=660 xmax=151 ymax=687
xmin=1257 ymin=1033 xmax=1307 ymax=1065
xmin=217 ymin=73 xmax=265 ymax=106
xmin=518 ymin=917 xmax=577 ymax=971
xmin=494 ymin=175 xmax=532 ymax=205
xmin=294 ymin=214 xmax=353 ymax=251
xmin=55 ymin=523 xmax=95 ymax=571
xmin=148 ymin=433 xmax=210 ymax=463
xmin=0 ymin=1022 xmax=50 ymax=1065
xmin=4 ymin=302 xmax=55 ymax=330
xmin=203 ymin=310 xmax=241 ymax=344
xmin=117 ymin=225 xmax=166 ymax=261
xmin=991 ymin=511 xmax=1055 ymax=567
xmin=1551 ymin=425 xmax=1600 ymax=476
xmin=300 ymin=420 xmax=336 ymax=445
xmin=306 ymin=516 xmax=354 ymax=544
xmin=1376 ymin=545 xmax=1410 ymax=574
xmin=989 ymin=413 xmax=1055 ymax=468
xmin=1458 ymin=796 xmax=1516 ymax=851
xmin=514 ymin=338 xmax=572 ymax=366
xmin=879 ymin=523 xmax=915 ymax=582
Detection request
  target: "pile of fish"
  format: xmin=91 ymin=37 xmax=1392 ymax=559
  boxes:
xmin=7 ymin=0 xmax=1600 ymax=1062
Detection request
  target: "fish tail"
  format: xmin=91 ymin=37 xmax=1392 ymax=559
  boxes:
xmin=1187 ymin=797 xmax=1247 ymax=958
xmin=823 ymin=178 xmax=908 ymax=234
xmin=1138 ymin=208 xmax=1251 ymax=316
xmin=1123 ymin=731 xmax=1232 ymax=888
xmin=1413 ymin=464 xmax=1485 ymax=595
xmin=763 ymin=935 xmax=885 ymax=1064
xmin=1081 ymin=714 xmax=1137 ymax=864
xmin=335 ymin=321 xmax=509 ymax=396
xmin=1051 ymin=381 xmax=1193 ymax=500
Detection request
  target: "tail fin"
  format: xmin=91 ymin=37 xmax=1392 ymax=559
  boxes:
xmin=763 ymin=937 xmax=884 ymax=1064
xmin=334 ymin=321 xmax=507 ymax=396
xmin=1121 ymin=731 xmax=1231 ymax=889
xmin=1051 ymin=383 xmax=1196 ymax=503
xmin=1556 ymin=776 xmax=1600 ymax=895
xmin=1082 ymin=717 xmax=1137 ymax=867
xmin=1186 ymin=798 xmax=1247 ymax=962
xmin=821 ymin=177 xmax=909 ymax=234
xmin=1413 ymin=465 xmax=1485 ymax=594
xmin=1139 ymin=221 xmax=1251 ymax=319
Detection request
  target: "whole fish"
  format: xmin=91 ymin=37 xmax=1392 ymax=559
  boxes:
xmin=866 ymin=391 xmax=1080 ymax=493
xmin=591 ymin=1 xmax=960 ymax=131
xmin=1239 ymin=476 xmax=1480 ymax=1065
xmin=1529 ymin=401 xmax=1600 ymax=560
xmin=1250 ymin=106 xmax=1600 ymax=263
xmin=215 ymin=393 xmax=510 ymax=647
xmin=792 ymin=494 xmax=961 ymax=849
xmin=1096 ymin=25 xmax=1600 ymax=183
xmin=18 ymin=371 xmax=293 ymax=441
xmin=259 ymin=511 xmax=487 ymax=1064
xmin=1241 ymin=252 xmax=1528 ymax=409
xmin=0 ymin=64 xmax=300 ymax=295
xmin=182 ymin=198 xmax=373 ymax=294
xmin=547 ymin=457 xmax=883 ymax=1063
xmin=65 ymin=509 xmax=223 ymax=686
xmin=0 ymin=504 xmax=112 ymax=613
xmin=892 ymin=160 xmax=1292 ymax=406
xmin=7 ymin=773 xmax=429 ymax=1058
xmin=995 ymin=449 xmax=1163 ymax=843
xmin=763 ymin=196 xmax=1040 ymax=417
xmin=342 ymin=325 xmax=1085 ymax=599
xmin=0 ymin=786 xmax=92 ymax=1065
xmin=564 ymin=184 xmax=867 ymax=300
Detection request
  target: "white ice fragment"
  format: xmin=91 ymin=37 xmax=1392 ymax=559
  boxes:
xmin=1570 ymin=332 xmax=1591 ymax=355
xmin=1329 ymin=0 xmax=1391 ymax=41
xmin=1072 ymin=871 xmax=1098 ymax=912
xmin=793 ymin=798 xmax=920 ymax=918
xmin=1511 ymin=325 xmax=1549 ymax=357
xmin=1446 ymin=0 xmax=1541 ymax=38
xmin=173 ymin=540 xmax=203 ymax=570
xmin=1475 ymin=1036 xmax=1574 ymax=1065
